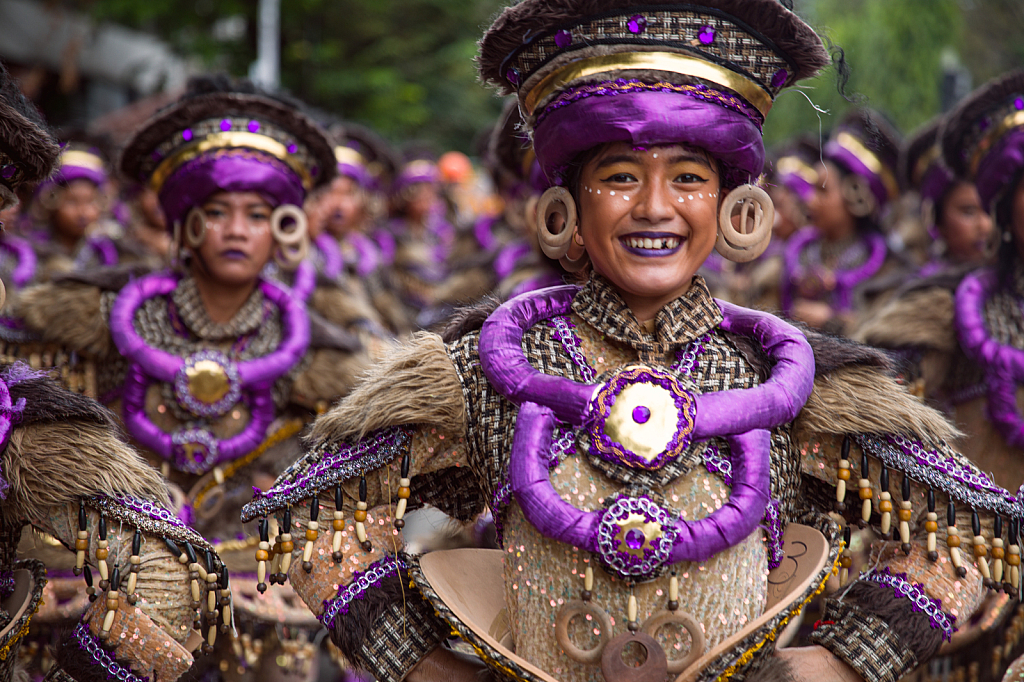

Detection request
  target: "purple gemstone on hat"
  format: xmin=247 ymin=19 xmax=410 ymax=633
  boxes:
xmin=624 ymin=528 xmax=645 ymax=550
xmin=698 ymin=25 xmax=715 ymax=45
xmin=627 ymin=14 xmax=647 ymax=34
xmin=0 ymin=166 xmax=14 ymax=179
xmin=980 ymin=117 xmax=991 ymax=131
xmin=1015 ymin=97 xmax=1024 ymax=111
xmin=182 ymin=129 xmax=193 ymax=142
xmin=632 ymin=405 xmax=651 ymax=424
xmin=287 ymin=143 xmax=298 ymax=154
xmin=506 ymin=67 xmax=521 ymax=86
xmin=555 ymin=30 xmax=572 ymax=48
xmin=220 ymin=119 xmax=232 ymax=132
xmin=771 ymin=69 xmax=789 ymax=89
xmin=248 ymin=120 xmax=261 ymax=133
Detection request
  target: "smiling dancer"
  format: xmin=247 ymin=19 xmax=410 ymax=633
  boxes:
xmin=243 ymin=3 xmax=1023 ymax=682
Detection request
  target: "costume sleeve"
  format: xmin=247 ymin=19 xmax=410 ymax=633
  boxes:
xmin=12 ymin=281 xmax=115 ymax=359
xmin=242 ymin=332 xmax=480 ymax=682
xmin=795 ymin=360 xmax=1018 ymax=682
xmin=3 ymin=370 xmax=227 ymax=682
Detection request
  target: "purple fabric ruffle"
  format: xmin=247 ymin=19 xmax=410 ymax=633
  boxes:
xmin=975 ymin=127 xmax=1024 ymax=210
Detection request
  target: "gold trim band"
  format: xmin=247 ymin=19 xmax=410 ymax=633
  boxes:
xmin=912 ymin=144 xmax=942 ymax=187
xmin=834 ymin=131 xmax=899 ymax=201
xmin=523 ymin=52 xmax=772 ymax=117
xmin=970 ymin=110 xmax=1024 ymax=177
xmin=60 ymin=150 xmax=105 ymax=172
xmin=776 ymin=156 xmax=817 ymax=185
xmin=149 ymin=132 xmax=313 ymax=193
xmin=335 ymin=145 xmax=367 ymax=168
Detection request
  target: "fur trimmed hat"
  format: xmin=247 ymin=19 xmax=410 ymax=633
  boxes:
xmin=823 ymin=108 xmax=902 ymax=210
xmin=328 ymin=121 xmax=399 ymax=191
xmin=120 ymin=75 xmax=335 ymax=226
xmin=0 ymin=62 xmax=61 ymax=208
xmin=901 ymin=116 xmax=954 ymax=207
xmin=484 ymin=99 xmax=543 ymax=194
xmin=478 ymin=0 xmax=829 ymax=187
xmin=941 ymin=69 xmax=1024 ymax=210
xmin=767 ymin=134 xmax=819 ymax=203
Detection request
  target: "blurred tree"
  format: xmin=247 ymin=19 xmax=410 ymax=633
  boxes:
xmin=78 ymin=0 xmax=506 ymax=153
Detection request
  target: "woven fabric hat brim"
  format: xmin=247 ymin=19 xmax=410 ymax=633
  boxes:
xmin=412 ymin=522 xmax=836 ymax=682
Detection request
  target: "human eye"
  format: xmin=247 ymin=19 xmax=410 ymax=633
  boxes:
xmin=674 ymin=172 xmax=707 ymax=184
xmin=601 ymin=172 xmax=638 ymax=183
xmin=202 ymin=206 xmax=225 ymax=219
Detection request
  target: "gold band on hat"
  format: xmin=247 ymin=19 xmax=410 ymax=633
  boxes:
xmin=834 ymin=131 xmax=900 ymax=201
xmin=969 ymin=110 xmax=1024 ymax=177
xmin=335 ymin=146 xmax=367 ymax=168
xmin=912 ymin=145 xmax=942 ymax=188
xmin=149 ymin=132 xmax=313 ymax=193
xmin=523 ymin=52 xmax=773 ymax=118
xmin=60 ymin=150 xmax=106 ymax=172
xmin=776 ymin=156 xmax=817 ymax=184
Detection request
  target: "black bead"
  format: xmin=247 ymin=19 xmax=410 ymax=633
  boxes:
xmin=98 ymin=515 xmax=107 ymax=539
xmin=332 ymin=551 xmax=343 ymax=563
xmin=841 ymin=435 xmax=850 ymax=460
xmin=83 ymin=565 xmax=93 ymax=588
xmin=843 ymin=526 xmax=852 ymax=545
xmin=581 ymin=590 xmax=592 ymax=602
xmin=220 ymin=568 xmax=230 ymax=589
xmin=947 ymin=502 xmax=956 ymax=528
xmin=132 ymin=529 xmax=142 ymax=556
xmin=901 ymin=543 xmax=912 ymax=555
xmin=78 ymin=499 xmax=87 ymax=532
xmin=283 ymin=508 xmax=292 ymax=532
xmin=879 ymin=463 xmax=889 ymax=491
xmin=956 ymin=566 xmax=967 ymax=578
xmin=394 ymin=518 xmax=405 ymax=529
xmin=401 ymin=452 xmax=410 ymax=478
xmin=359 ymin=476 xmax=367 ymax=503
xmin=927 ymin=551 xmax=938 ymax=562
xmin=972 ymin=511 xmax=981 ymax=538
xmin=927 ymin=488 xmax=935 ymax=513
xmin=667 ymin=600 xmax=679 ymax=612
xmin=335 ymin=485 xmax=344 ymax=510
xmin=996 ymin=516 xmax=1004 ymax=539
xmin=627 ymin=620 xmax=639 ymax=633
xmin=184 ymin=542 xmax=198 ymax=565
xmin=164 ymin=538 xmax=181 ymax=557
xmin=861 ymin=452 xmax=869 ymax=477
xmin=110 ymin=567 xmax=121 ymax=591
xmin=257 ymin=583 xmax=267 ymax=594
xmin=259 ymin=518 xmax=270 ymax=542
xmin=310 ymin=496 xmax=320 ymax=522
xmin=901 ymin=475 xmax=911 ymax=503
xmin=360 ymin=540 xmax=373 ymax=552
xmin=302 ymin=561 xmax=313 ymax=573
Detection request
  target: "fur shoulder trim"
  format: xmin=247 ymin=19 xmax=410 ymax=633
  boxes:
xmin=852 ymin=286 xmax=957 ymax=352
xmin=309 ymin=285 xmax=383 ymax=332
xmin=15 ymin=282 xmax=111 ymax=357
xmin=309 ymin=332 xmax=465 ymax=444
xmin=797 ymin=365 xmax=961 ymax=443
xmin=441 ymin=293 xmax=504 ymax=343
xmin=291 ymin=347 xmax=371 ymax=409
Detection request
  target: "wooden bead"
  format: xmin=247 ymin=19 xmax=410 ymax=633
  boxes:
xmin=898 ymin=509 xmax=913 ymax=522
xmin=75 ymin=538 xmax=88 ymax=551
xmin=305 ymin=529 xmax=318 ymax=541
xmin=95 ymin=548 xmax=108 ymax=560
xmin=975 ymin=541 xmax=988 ymax=558
xmin=354 ymin=510 xmax=367 ymax=523
xmin=280 ymin=541 xmax=294 ymax=552
xmin=332 ymin=519 xmax=345 ymax=531
xmin=947 ymin=534 xmax=961 ymax=548
xmin=1008 ymin=552 xmax=1021 ymax=567
xmin=255 ymin=549 xmax=270 ymax=561
xmin=840 ymin=556 xmax=853 ymax=568
xmin=993 ymin=547 xmax=1006 ymax=559
xmin=859 ymin=486 xmax=873 ymax=500
xmin=879 ymin=499 xmax=893 ymax=513
xmin=397 ymin=488 xmax=411 ymax=499
xmin=925 ymin=520 xmax=938 ymax=533
xmin=837 ymin=469 xmax=851 ymax=481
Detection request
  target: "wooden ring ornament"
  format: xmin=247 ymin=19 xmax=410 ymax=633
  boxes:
xmin=537 ymin=186 xmax=577 ymax=260
xmin=271 ymin=204 xmax=308 ymax=246
xmin=170 ymin=220 xmax=183 ymax=267
xmin=38 ymin=186 xmax=63 ymax=212
xmin=841 ymin=174 xmax=876 ymax=218
xmin=0 ymin=277 xmax=7 ymax=311
xmin=600 ymin=631 xmax=669 ymax=682
xmin=183 ymin=207 xmax=207 ymax=249
xmin=275 ymin=237 xmax=309 ymax=271
xmin=640 ymin=609 xmax=705 ymax=673
xmin=715 ymin=184 xmax=774 ymax=262
xmin=920 ymin=197 xmax=936 ymax=231
xmin=560 ymin=249 xmax=590 ymax=273
xmin=554 ymin=599 xmax=614 ymax=664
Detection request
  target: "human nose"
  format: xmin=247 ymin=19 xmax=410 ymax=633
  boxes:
xmin=632 ymin=177 xmax=675 ymax=224
xmin=222 ymin=209 xmax=250 ymax=238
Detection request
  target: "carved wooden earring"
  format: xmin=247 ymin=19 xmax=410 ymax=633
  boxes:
xmin=536 ymin=186 xmax=577 ymax=260
xmin=715 ymin=184 xmax=774 ymax=262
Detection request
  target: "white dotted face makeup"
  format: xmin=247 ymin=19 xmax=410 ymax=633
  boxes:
xmin=609 ymin=191 xmax=615 ymax=196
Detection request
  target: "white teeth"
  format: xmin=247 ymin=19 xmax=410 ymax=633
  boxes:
xmin=626 ymin=237 xmax=681 ymax=250
xmin=643 ymin=238 xmax=653 ymax=248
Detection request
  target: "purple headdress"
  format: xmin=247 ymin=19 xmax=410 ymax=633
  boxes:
xmin=823 ymin=110 xmax=902 ymax=212
xmin=36 ymin=148 xmax=108 ymax=195
xmin=478 ymin=0 xmax=830 ymax=187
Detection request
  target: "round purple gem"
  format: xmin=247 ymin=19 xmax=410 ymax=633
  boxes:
xmin=506 ymin=67 xmax=521 ymax=86
xmin=627 ymin=14 xmax=647 ymax=34
xmin=698 ymin=25 xmax=715 ymax=45
xmin=555 ymin=30 xmax=572 ymax=48
xmin=771 ymin=69 xmax=789 ymax=89
xmin=247 ymin=120 xmax=261 ymax=133
xmin=0 ymin=166 xmax=15 ymax=179
xmin=624 ymin=528 xmax=646 ymax=550
xmin=632 ymin=405 xmax=651 ymax=424
xmin=287 ymin=143 xmax=298 ymax=154
xmin=182 ymin=129 xmax=193 ymax=142
xmin=220 ymin=119 xmax=232 ymax=132
xmin=1015 ymin=97 xmax=1024 ymax=111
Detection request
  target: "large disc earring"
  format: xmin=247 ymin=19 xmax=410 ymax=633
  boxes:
xmin=536 ymin=186 xmax=578 ymax=260
xmin=715 ymin=184 xmax=774 ymax=263
xmin=271 ymin=204 xmax=308 ymax=246
xmin=841 ymin=174 xmax=877 ymax=218
xmin=183 ymin=207 xmax=207 ymax=249
xmin=170 ymin=219 xmax=183 ymax=269
xmin=274 ymin=239 xmax=309 ymax=271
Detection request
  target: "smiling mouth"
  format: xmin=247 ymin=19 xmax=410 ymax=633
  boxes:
xmin=221 ymin=250 xmax=248 ymax=260
xmin=620 ymin=232 xmax=684 ymax=256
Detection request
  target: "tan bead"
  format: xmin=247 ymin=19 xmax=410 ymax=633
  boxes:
xmin=879 ymin=499 xmax=893 ymax=513
xmin=837 ymin=469 xmax=851 ymax=481
xmin=280 ymin=541 xmax=294 ymax=553
xmin=332 ymin=519 xmax=345 ymax=531
xmin=840 ymin=555 xmax=853 ymax=568
xmin=947 ymin=534 xmax=961 ymax=548
xmin=925 ymin=520 xmax=938 ymax=533
xmin=95 ymin=548 xmax=108 ymax=560
xmin=992 ymin=547 xmax=1005 ymax=559
xmin=255 ymin=549 xmax=270 ymax=561
xmin=354 ymin=510 xmax=367 ymax=523
xmin=397 ymin=488 xmax=411 ymax=499
xmin=974 ymin=543 xmax=988 ymax=558
xmin=75 ymin=538 xmax=88 ymax=551
xmin=305 ymin=529 xmax=318 ymax=541
xmin=859 ymin=486 xmax=873 ymax=500
xmin=1007 ymin=553 xmax=1021 ymax=567
xmin=897 ymin=509 xmax=913 ymax=522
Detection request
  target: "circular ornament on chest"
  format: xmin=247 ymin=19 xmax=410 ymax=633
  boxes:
xmin=588 ymin=364 xmax=697 ymax=471
xmin=595 ymin=495 xmax=677 ymax=580
xmin=174 ymin=349 xmax=242 ymax=418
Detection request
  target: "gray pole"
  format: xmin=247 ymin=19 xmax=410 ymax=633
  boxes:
xmin=254 ymin=0 xmax=280 ymax=89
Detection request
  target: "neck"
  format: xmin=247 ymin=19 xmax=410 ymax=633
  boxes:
xmin=190 ymin=265 xmax=259 ymax=324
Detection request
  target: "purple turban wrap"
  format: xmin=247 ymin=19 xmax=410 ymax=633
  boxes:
xmin=975 ymin=128 xmax=1024 ymax=211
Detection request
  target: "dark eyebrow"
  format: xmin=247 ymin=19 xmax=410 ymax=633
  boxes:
xmin=593 ymin=153 xmax=641 ymax=169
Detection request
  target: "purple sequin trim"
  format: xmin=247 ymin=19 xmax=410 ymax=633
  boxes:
xmin=109 ymin=494 xmax=188 ymax=530
xmin=550 ymin=316 xmax=597 ymax=382
xmin=491 ymin=480 xmax=513 ymax=546
xmin=537 ymin=79 xmax=764 ymax=129
xmin=860 ymin=567 xmax=957 ymax=641
xmin=71 ymin=622 xmax=149 ymax=682
xmin=596 ymin=496 xmax=677 ymax=579
xmin=887 ymin=435 xmax=1012 ymax=501
xmin=762 ymin=499 xmax=784 ymax=569
xmin=171 ymin=427 xmax=219 ymax=475
xmin=0 ymin=570 xmax=13 ymax=599
xmin=673 ymin=332 xmax=710 ymax=375
xmin=320 ymin=555 xmax=407 ymax=627
xmin=702 ymin=443 xmax=733 ymax=485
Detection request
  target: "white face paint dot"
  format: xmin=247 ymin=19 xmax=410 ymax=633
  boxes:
xmin=653 ymin=153 xmax=658 ymax=159
xmin=596 ymin=190 xmax=601 ymax=194
xmin=698 ymin=193 xmax=703 ymax=198
xmin=623 ymin=195 xmax=630 ymax=201
xmin=609 ymin=191 xmax=615 ymax=196
xmin=688 ymin=195 xmax=694 ymax=200
xmin=678 ymin=197 xmax=684 ymax=203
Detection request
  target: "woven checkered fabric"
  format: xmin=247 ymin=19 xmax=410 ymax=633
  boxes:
xmin=983 ymin=264 xmax=1024 ymax=348
xmin=355 ymin=595 xmax=451 ymax=682
xmin=809 ymin=599 xmax=918 ymax=682
xmin=505 ymin=10 xmax=791 ymax=95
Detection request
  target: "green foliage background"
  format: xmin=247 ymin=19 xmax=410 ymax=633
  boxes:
xmin=77 ymin=0 xmax=1024 ymax=153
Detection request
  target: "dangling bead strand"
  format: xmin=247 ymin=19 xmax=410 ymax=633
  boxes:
xmin=277 ymin=508 xmax=294 ymax=583
xmin=899 ymin=475 xmax=913 ymax=555
xmin=626 ymin=584 xmax=639 ymax=633
xmin=74 ymin=499 xmax=88 ymax=576
xmin=1007 ymin=520 xmax=1021 ymax=595
xmin=83 ymin=564 xmax=97 ymax=602
xmin=835 ymin=437 xmax=851 ymax=513
xmin=204 ymin=550 xmax=219 ymax=653
xmin=100 ymin=567 xmax=120 ymax=641
xmin=582 ymin=565 xmax=593 ymax=602
xmin=878 ymin=463 xmax=892 ymax=537
xmin=395 ymin=452 xmax=411 ymax=530
xmin=925 ymin=488 xmax=939 ymax=562
xmin=219 ymin=568 xmax=232 ymax=633
xmin=268 ymin=522 xmax=282 ymax=585
xmin=947 ymin=502 xmax=966 ymax=578
xmin=331 ymin=485 xmax=345 ymax=563
xmin=668 ymin=570 xmax=679 ymax=611
xmin=839 ymin=525 xmax=853 ymax=586
xmin=127 ymin=529 xmax=142 ymax=605
xmin=993 ymin=516 xmax=1005 ymax=592
xmin=256 ymin=519 xmax=270 ymax=593
xmin=858 ymin=451 xmax=872 ymax=528
xmin=303 ymin=496 xmax=319 ymax=573
xmin=96 ymin=515 xmax=110 ymax=589
xmin=182 ymin=542 xmax=202 ymax=613
xmin=355 ymin=475 xmax=371 ymax=553
xmin=973 ymin=511 xmax=993 ymax=589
